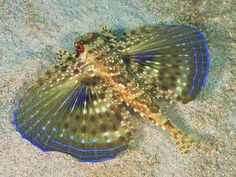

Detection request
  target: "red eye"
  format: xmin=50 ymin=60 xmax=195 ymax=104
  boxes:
xmin=74 ymin=42 xmax=84 ymax=53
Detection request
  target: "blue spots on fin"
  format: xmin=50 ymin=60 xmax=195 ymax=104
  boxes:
xmin=13 ymin=99 xmax=50 ymax=153
xmin=13 ymin=99 xmax=126 ymax=162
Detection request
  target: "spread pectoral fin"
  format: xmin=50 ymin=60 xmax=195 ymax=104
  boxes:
xmin=120 ymin=25 xmax=210 ymax=103
xmin=14 ymin=61 xmax=133 ymax=162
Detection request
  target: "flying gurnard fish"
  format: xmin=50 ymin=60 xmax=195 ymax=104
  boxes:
xmin=13 ymin=25 xmax=210 ymax=162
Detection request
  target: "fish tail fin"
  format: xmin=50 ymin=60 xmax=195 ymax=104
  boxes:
xmin=163 ymin=120 xmax=199 ymax=153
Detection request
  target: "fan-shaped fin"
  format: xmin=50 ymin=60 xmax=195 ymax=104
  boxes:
xmin=120 ymin=25 xmax=210 ymax=103
xmin=13 ymin=55 xmax=133 ymax=162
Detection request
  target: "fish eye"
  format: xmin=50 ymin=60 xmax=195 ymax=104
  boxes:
xmin=74 ymin=42 xmax=84 ymax=53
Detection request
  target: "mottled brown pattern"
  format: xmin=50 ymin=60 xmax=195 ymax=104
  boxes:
xmin=14 ymin=25 xmax=209 ymax=162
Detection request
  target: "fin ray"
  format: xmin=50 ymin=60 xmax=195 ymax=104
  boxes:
xmin=120 ymin=25 xmax=210 ymax=103
xmin=14 ymin=56 xmax=133 ymax=162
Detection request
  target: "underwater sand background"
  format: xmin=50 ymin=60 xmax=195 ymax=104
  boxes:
xmin=0 ymin=0 xmax=235 ymax=176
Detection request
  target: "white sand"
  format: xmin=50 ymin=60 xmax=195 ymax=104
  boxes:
xmin=0 ymin=0 xmax=235 ymax=176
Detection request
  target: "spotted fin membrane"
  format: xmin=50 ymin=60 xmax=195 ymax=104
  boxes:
xmin=120 ymin=25 xmax=209 ymax=103
xmin=118 ymin=25 xmax=209 ymax=152
xmin=14 ymin=25 xmax=209 ymax=162
xmin=14 ymin=59 xmax=132 ymax=162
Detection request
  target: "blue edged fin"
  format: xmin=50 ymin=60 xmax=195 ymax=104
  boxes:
xmin=120 ymin=25 xmax=210 ymax=103
xmin=13 ymin=60 xmax=132 ymax=162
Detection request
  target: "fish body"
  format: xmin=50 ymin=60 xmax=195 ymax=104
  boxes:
xmin=14 ymin=25 xmax=209 ymax=162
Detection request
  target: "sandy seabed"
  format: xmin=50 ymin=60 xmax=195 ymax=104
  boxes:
xmin=0 ymin=0 xmax=235 ymax=177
